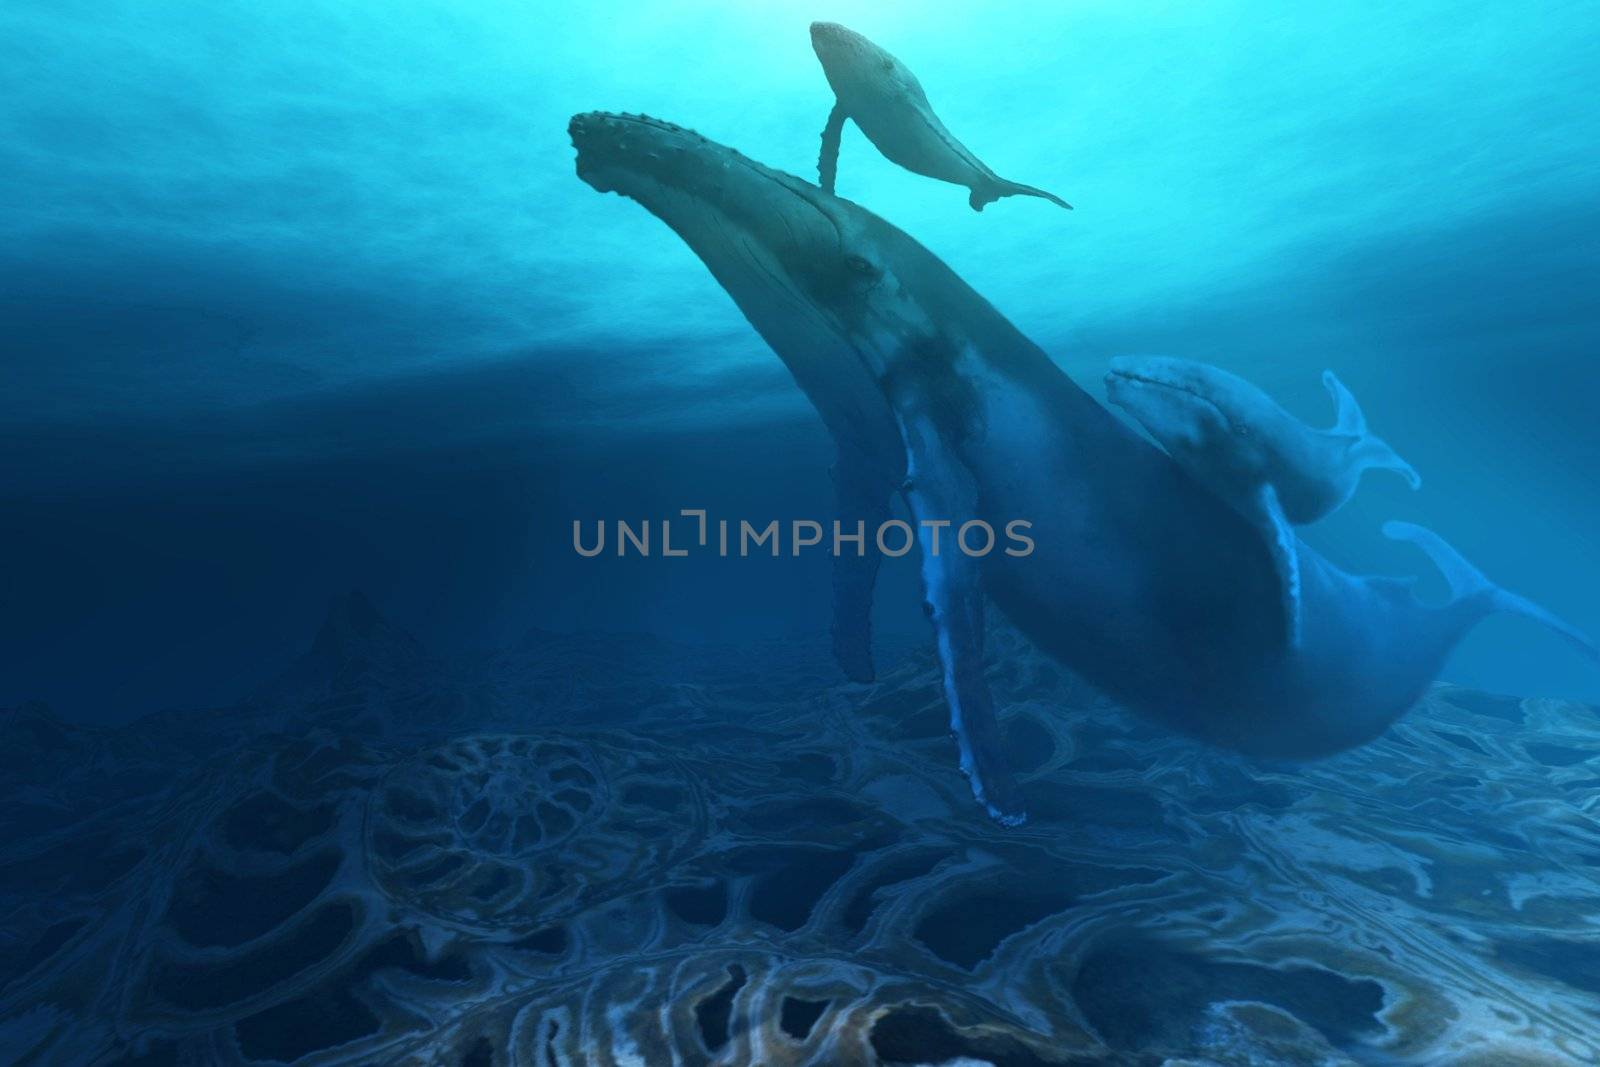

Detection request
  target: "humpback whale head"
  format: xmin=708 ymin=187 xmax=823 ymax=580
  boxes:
xmin=810 ymin=22 xmax=919 ymax=101
xmin=570 ymin=111 xmax=970 ymax=407
xmin=1104 ymin=356 xmax=1288 ymax=477
xmin=571 ymin=111 xmax=867 ymax=297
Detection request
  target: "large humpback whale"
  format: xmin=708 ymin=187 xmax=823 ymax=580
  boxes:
xmin=569 ymin=111 xmax=1596 ymax=826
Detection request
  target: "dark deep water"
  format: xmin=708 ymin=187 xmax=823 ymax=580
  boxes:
xmin=2 ymin=0 xmax=1597 ymax=720
xmin=3 ymin=1 xmax=1600 ymax=1063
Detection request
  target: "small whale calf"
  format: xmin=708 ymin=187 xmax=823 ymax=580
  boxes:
xmin=1106 ymin=357 xmax=1422 ymax=645
xmin=809 ymin=21 xmax=1072 ymax=212
xmin=1106 ymin=357 xmax=1421 ymax=523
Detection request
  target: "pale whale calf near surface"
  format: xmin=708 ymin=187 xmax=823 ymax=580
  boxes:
xmin=809 ymin=22 xmax=1072 ymax=212
xmin=1106 ymin=356 xmax=1422 ymax=646
xmin=569 ymin=111 xmax=1597 ymax=826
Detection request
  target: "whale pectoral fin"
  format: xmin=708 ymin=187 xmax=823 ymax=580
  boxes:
xmin=898 ymin=419 xmax=1026 ymax=826
xmin=1254 ymin=483 xmax=1303 ymax=649
xmin=920 ymin=531 xmax=1026 ymax=825
xmin=829 ymin=452 xmax=892 ymax=683
xmin=818 ymin=101 xmax=846 ymax=194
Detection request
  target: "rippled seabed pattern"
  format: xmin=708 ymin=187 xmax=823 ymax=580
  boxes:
xmin=4 ymin=597 xmax=1600 ymax=1065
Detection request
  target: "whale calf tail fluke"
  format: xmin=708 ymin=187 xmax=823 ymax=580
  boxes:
xmin=1324 ymin=371 xmax=1422 ymax=490
xmin=969 ymin=178 xmax=1073 ymax=213
xmin=1384 ymin=520 xmax=1599 ymax=661
xmin=1352 ymin=434 xmax=1422 ymax=490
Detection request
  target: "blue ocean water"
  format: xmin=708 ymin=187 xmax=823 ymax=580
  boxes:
xmin=3 ymin=0 xmax=1596 ymax=720
xmin=3 ymin=4 xmax=1600 ymax=1061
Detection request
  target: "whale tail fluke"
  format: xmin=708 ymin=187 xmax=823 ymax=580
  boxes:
xmin=1352 ymin=434 xmax=1423 ymax=490
xmin=1324 ymin=371 xmax=1422 ymax=490
xmin=970 ymin=178 xmax=1073 ymax=213
xmin=1324 ymin=370 xmax=1367 ymax=436
xmin=1383 ymin=520 xmax=1599 ymax=662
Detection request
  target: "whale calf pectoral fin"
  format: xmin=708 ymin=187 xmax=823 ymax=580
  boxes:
xmin=829 ymin=451 xmax=892 ymax=683
xmin=1253 ymin=483 xmax=1303 ymax=649
xmin=818 ymin=101 xmax=846 ymax=194
xmin=1384 ymin=520 xmax=1599 ymax=662
xmin=898 ymin=417 xmax=1026 ymax=826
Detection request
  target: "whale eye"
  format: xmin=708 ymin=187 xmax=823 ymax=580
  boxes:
xmin=881 ymin=58 xmax=895 ymax=73
xmin=844 ymin=254 xmax=879 ymax=278
xmin=1234 ymin=423 xmax=1252 ymax=437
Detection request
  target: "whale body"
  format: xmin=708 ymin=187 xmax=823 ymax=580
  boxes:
xmin=569 ymin=111 xmax=1596 ymax=825
xmin=809 ymin=22 xmax=1071 ymax=212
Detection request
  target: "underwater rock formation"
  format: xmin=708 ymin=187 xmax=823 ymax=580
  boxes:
xmin=3 ymin=600 xmax=1600 ymax=1063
